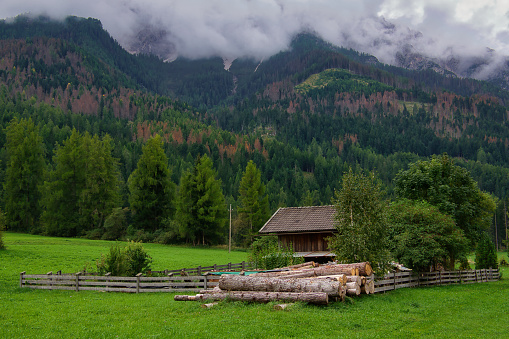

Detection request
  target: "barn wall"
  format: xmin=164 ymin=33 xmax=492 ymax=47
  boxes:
xmin=278 ymin=233 xmax=333 ymax=252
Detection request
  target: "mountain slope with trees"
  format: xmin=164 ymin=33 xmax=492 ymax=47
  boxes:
xmin=0 ymin=14 xmax=508 ymax=249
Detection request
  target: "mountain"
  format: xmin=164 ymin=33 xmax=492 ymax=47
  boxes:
xmin=1 ymin=14 xmax=509 ymax=216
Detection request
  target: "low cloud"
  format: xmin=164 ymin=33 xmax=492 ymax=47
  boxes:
xmin=1 ymin=0 xmax=509 ymax=76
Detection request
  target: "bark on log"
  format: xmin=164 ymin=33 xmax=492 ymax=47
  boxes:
xmin=346 ymin=281 xmax=360 ymax=290
xmin=274 ymin=303 xmax=294 ymax=310
xmin=314 ymin=275 xmax=348 ymax=285
xmin=276 ymin=271 xmax=317 ymax=279
xmin=191 ymin=291 xmax=329 ymax=305
xmin=318 ymin=262 xmax=372 ymax=276
xmin=219 ymin=275 xmax=343 ymax=297
xmin=281 ymin=262 xmax=318 ymax=270
xmin=174 ymin=295 xmax=198 ymax=301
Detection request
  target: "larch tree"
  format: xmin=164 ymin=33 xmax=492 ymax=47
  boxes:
xmin=128 ymin=135 xmax=175 ymax=232
xmin=236 ymin=161 xmax=269 ymax=246
xmin=4 ymin=118 xmax=45 ymax=233
xmin=41 ymin=129 xmax=120 ymax=237
xmin=328 ymin=168 xmax=391 ymax=274
xmin=177 ymin=154 xmax=227 ymax=245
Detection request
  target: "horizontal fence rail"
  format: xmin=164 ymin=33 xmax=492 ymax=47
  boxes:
xmin=373 ymin=268 xmax=499 ymax=293
xmin=20 ymin=267 xmax=500 ymax=294
xmin=20 ymin=271 xmax=219 ymax=293
xmin=148 ymin=261 xmax=252 ymax=276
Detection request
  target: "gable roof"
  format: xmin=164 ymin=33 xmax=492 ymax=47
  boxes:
xmin=259 ymin=205 xmax=336 ymax=234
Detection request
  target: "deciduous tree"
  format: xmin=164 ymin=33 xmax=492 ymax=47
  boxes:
xmin=328 ymin=168 xmax=391 ymax=274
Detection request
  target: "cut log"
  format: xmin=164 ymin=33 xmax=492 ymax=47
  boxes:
xmin=281 ymin=262 xmax=318 ymax=270
xmin=219 ymin=275 xmax=343 ymax=297
xmin=346 ymin=286 xmax=361 ymax=296
xmin=319 ymin=262 xmax=373 ymax=276
xmin=346 ymin=281 xmax=360 ymax=290
xmin=274 ymin=303 xmax=294 ymax=310
xmin=347 ymin=276 xmax=362 ymax=285
xmin=276 ymin=271 xmax=317 ymax=279
xmin=174 ymin=295 xmax=198 ymax=301
xmin=190 ymin=291 xmax=329 ymax=305
xmin=314 ymin=275 xmax=348 ymax=285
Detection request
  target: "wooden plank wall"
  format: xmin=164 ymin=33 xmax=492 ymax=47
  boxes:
xmin=279 ymin=233 xmax=333 ymax=252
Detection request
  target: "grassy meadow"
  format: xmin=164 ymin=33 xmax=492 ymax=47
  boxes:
xmin=1 ymin=232 xmax=508 ymax=338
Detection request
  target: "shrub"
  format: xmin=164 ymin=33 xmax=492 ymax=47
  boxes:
xmin=249 ymin=236 xmax=303 ymax=270
xmin=0 ymin=209 xmax=6 ymax=249
xmin=102 ymin=208 xmax=129 ymax=240
xmin=96 ymin=241 xmax=152 ymax=276
xmin=499 ymin=258 xmax=509 ymax=267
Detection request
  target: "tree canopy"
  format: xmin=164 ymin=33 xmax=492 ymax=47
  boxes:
xmin=394 ymin=154 xmax=496 ymax=246
xmin=176 ymin=154 xmax=227 ymax=245
xmin=388 ymin=199 xmax=468 ymax=271
xmin=3 ymin=118 xmax=45 ymax=233
xmin=128 ymin=134 xmax=175 ymax=232
xmin=328 ymin=169 xmax=391 ymax=274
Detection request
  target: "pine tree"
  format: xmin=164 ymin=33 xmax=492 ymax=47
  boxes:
xmin=236 ymin=161 xmax=269 ymax=246
xmin=4 ymin=118 xmax=45 ymax=232
xmin=177 ymin=155 xmax=227 ymax=245
xmin=128 ymin=135 xmax=175 ymax=232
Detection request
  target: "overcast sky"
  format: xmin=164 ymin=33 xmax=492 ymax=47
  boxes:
xmin=2 ymin=0 xmax=509 ymax=65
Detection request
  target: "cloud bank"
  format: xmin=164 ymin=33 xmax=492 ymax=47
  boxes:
xmin=2 ymin=0 xmax=509 ymax=76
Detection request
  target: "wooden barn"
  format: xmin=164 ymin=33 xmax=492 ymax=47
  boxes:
xmin=258 ymin=205 xmax=337 ymax=261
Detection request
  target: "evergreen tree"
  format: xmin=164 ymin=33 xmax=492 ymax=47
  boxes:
xmin=128 ymin=135 xmax=175 ymax=232
xmin=236 ymin=161 xmax=270 ymax=246
xmin=3 ymin=118 xmax=45 ymax=232
xmin=328 ymin=168 xmax=391 ymax=274
xmin=177 ymin=155 xmax=227 ymax=245
xmin=41 ymin=129 xmax=120 ymax=236
xmin=475 ymin=232 xmax=498 ymax=269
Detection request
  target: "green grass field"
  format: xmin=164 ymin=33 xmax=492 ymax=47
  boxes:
xmin=1 ymin=232 xmax=508 ymax=338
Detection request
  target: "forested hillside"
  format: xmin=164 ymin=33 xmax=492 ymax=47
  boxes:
xmin=1 ymin=15 xmax=508 ymax=247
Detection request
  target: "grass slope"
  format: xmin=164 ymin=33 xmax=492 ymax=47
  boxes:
xmin=1 ymin=233 xmax=508 ymax=338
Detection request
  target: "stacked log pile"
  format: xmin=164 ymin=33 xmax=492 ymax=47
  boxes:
xmin=174 ymin=261 xmax=375 ymax=305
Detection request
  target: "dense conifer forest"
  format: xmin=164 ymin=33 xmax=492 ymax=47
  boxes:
xmin=1 ymin=15 xmax=508 ymax=247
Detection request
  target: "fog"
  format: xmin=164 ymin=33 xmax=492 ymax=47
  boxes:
xmin=2 ymin=0 xmax=509 ymax=77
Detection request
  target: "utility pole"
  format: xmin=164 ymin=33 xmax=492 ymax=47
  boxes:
xmin=229 ymin=204 xmax=232 ymax=253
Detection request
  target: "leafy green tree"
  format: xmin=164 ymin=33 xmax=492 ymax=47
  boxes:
xmin=128 ymin=135 xmax=175 ymax=232
xmin=475 ymin=233 xmax=498 ymax=269
xmin=328 ymin=169 xmax=391 ymax=274
xmin=3 ymin=118 xmax=45 ymax=232
xmin=394 ymin=154 xmax=496 ymax=246
xmin=249 ymin=235 xmax=303 ymax=270
xmin=177 ymin=155 xmax=227 ymax=245
xmin=388 ymin=199 xmax=468 ymax=271
xmin=0 ymin=209 xmax=6 ymax=249
xmin=41 ymin=130 xmax=120 ymax=237
xmin=236 ymin=161 xmax=270 ymax=246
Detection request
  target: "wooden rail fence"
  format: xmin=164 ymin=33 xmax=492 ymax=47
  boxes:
xmin=20 ymin=271 xmax=219 ymax=293
xmin=20 ymin=267 xmax=499 ymax=294
xmin=148 ymin=261 xmax=251 ymax=276
xmin=374 ymin=268 xmax=499 ymax=293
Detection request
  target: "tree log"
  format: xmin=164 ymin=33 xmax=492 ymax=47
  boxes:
xmin=219 ymin=275 xmax=343 ymax=297
xmin=281 ymin=262 xmax=318 ymax=270
xmin=191 ymin=291 xmax=329 ymax=305
xmin=274 ymin=303 xmax=294 ymax=310
xmin=347 ymin=276 xmax=362 ymax=285
xmin=201 ymin=303 xmax=218 ymax=309
xmin=318 ymin=262 xmax=372 ymax=276
xmin=346 ymin=287 xmax=360 ymax=296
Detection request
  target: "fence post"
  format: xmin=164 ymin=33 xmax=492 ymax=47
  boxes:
xmin=242 ymin=261 xmax=246 ymax=270
xmin=136 ymin=273 xmax=143 ymax=294
xmin=203 ymin=274 xmax=208 ymax=290
xmin=20 ymin=271 xmax=26 ymax=288
xmin=47 ymin=271 xmax=53 ymax=289
xmin=197 ymin=266 xmax=202 ymax=276
xmin=214 ymin=264 xmax=217 ymax=270
xmin=393 ymin=273 xmax=396 ymax=290
xmin=439 ymin=271 xmax=442 ymax=286
xmin=75 ymin=272 xmax=81 ymax=292
xmin=228 ymin=262 xmax=232 ymax=270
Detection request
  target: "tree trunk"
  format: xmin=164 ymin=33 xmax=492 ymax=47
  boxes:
xmin=313 ymin=262 xmax=372 ymax=276
xmin=181 ymin=291 xmax=329 ymax=305
xmin=219 ymin=275 xmax=343 ymax=297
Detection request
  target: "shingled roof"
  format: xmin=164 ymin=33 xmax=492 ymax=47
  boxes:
xmin=259 ymin=205 xmax=336 ymax=234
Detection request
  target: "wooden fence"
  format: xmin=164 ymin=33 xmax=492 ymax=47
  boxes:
xmin=374 ymin=268 xmax=500 ymax=293
xmin=148 ymin=261 xmax=251 ymax=276
xmin=20 ymin=267 xmax=500 ymax=294
xmin=20 ymin=271 xmax=220 ymax=293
